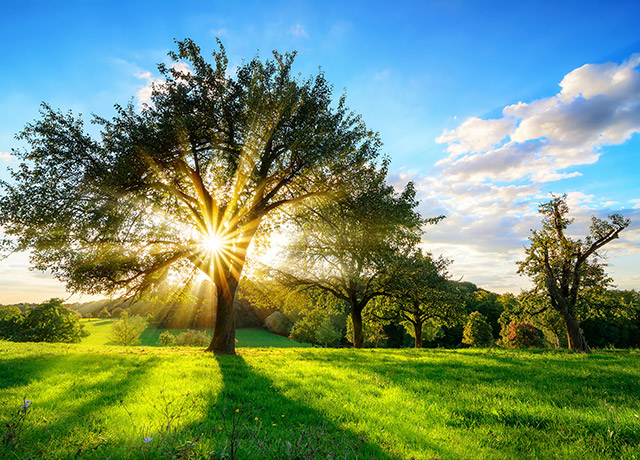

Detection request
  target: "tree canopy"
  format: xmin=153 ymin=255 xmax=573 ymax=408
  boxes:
xmin=0 ymin=39 xmax=381 ymax=354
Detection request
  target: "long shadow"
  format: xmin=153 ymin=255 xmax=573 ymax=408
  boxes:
xmin=165 ymin=354 xmax=416 ymax=459
xmin=1 ymin=351 xmax=159 ymax=459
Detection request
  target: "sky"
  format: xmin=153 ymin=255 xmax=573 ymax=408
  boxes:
xmin=1 ymin=0 xmax=639 ymax=303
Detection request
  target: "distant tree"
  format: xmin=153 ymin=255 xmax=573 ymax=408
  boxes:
xmin=0 ymin=39 xmax=380 ymax=355
xmin=0 ymin=298 xmax=88 ymax=343
xmin=517 ymin=195 xmax=630 ymax=353
xmin=98 ymin=307 xmax=111 ymax=319
xmin=462 ymin=311 xmax=494 ymax=347
xmin=273 ymin=163 xmax=431 ymax=348
xmin=289 ymin=306 xmax=344 ymax=346
xmin=379 ymin=250 xmax=463 ymax=348
xmin=109 ymin=313 xmax=147 ymax=345
xmin=83 ymin=312 xmax=93 ymax=320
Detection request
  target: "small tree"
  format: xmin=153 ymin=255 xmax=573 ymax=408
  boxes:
xmin=517 ymin=195 xmax=630 ymax=353
xmin=462 ymin=311 xmax=494 ymax=347
xmin=109 ymin=314 xmax=147 ymax=345
xmin=501 ymin=322 xmax=545 ymax=349
xmin=315 ymin=317 xmax=342 ymax=347
xmin=83 ymin=312 xmax=93 ymax=320
xmin=98 ymin=307 xmax=111 ymax=319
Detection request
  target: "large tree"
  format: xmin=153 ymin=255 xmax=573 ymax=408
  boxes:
xmin=271 ymin=162 xmax=431 ymax=348
xmin=0 ymin=39 xmax=380 ymax=354
xmin=517 ymin=195 xmax=629 ymax=353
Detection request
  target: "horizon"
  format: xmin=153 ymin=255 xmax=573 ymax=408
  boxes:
xmin=1 ymin=0 xmax=639 ymax=304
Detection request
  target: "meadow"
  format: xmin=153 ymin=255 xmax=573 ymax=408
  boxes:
xmin=1 ymin=337 xmax=639 ymax=460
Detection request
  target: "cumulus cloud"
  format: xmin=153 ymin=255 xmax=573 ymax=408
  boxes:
xmin=631 ymin=199 xmax=640 ymax=209
xmin=436 ymin=54 xmax=640 ymax=184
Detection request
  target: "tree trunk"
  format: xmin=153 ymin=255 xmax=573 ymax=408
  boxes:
xmin=414 ymin=321 xmax=423 ymax=348
xmin=351 ymin=307 xmax=364 ymax=349
xmin=206 ymin=276 xmax=239 ymax=354
xmin=564 ymin=313 xmax=591 ymax=353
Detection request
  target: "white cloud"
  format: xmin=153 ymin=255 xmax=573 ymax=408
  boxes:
xmin=435 ymin=54 xmax=640 ymax=185
xmin=211 ymin=28 xmax=228 ymax=37
xmin=0 ymin=151 xmax=14 ymax=162
xmin=631 ymin=199 xmax=640 ymax=209
xmin=290 ymin=24 xmax=308 ymax=38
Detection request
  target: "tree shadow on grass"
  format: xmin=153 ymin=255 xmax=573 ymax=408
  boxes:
xmin=163 ymin=354 xmax=399 ymax=459
xmin=0 ymin=351 xmax=159 ymax=459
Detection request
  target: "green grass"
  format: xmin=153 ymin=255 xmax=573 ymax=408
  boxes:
xmin=1 ymin=342 xmax=639 ymax=459
xmin=79 ymin=318 xmax=308 ymax=348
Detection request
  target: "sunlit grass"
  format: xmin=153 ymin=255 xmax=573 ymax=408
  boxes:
xmin=79 ymin=319 xmax=308 ymax=348
xmin=1 ymin=342 xmax=639 ymax=459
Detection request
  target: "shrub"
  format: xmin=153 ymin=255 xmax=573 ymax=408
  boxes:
xmin=501 ymin=322 xmax=544 ymax=349
xmin=315 ymin=317 xmax=342 ymax=347
xmin=174 ymin=329 xmax=210 ymax=347
xmin=83 ymin=312 xmax=93 ymax=319
xmin=98 ymin=307 xmax=111 ymax=318
xmin=0 ymin=298 xmax=88 ymax=343
xmin=158 ymin=330 xmax=176 ymax=346
xmin=264 ymin=312 xmax=292 ymax=335
xmin=289 ymin=309 xmax=343 ymax=347
xmin=462 ymin=311 xmax=494 ymax=347
xmin=109 ymin=314 xmax=147 ymax=345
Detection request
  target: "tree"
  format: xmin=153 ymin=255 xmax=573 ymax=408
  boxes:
xmin=0 ymin=39 xmax=379 ymax=354
xmin=381 ymin=250 xmax=463 ymax=348
xmin=462 ymin=311 xmax=494 ymax=347
xmin=517 ymin=195 xmax=630 ymax=353
xmin=109 ymin=313 xmax=147 ymax=345
xmin=0 ymin=298 xmax=88 ymax=343
xmin=272 ymin=163 xmax=429 ymax=348
xmin=98 ymin=307 xmax=111 ymax=319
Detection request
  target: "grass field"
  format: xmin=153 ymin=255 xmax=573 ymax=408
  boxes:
xmin=79 ymin=319 xmax=308 ymax=348
xmin=1 ymin=341 xmax=639 ymax=459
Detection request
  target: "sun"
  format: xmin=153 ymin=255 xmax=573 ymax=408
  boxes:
xmin=203 ymin=234 xmax=224 ymax=253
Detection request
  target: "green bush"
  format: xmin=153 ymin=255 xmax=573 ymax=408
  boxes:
xmin=109 ymin=314 xmax=147 ymax=345
xmin=158 ymin=330 xmax=176 ymax=346
xmin=462 ymin=311 xmax=494 ymax=347
xmin=289 ymin=309 xmax=343 ymax=347
xmin=501 ymin=322 xmax=544 ymax=349
xmin=264 ymin=311 xmax=292 ymax=335
xmin=0 ymin=298 xmax=88 ymax=343
xmin=98 ymin=307 xmax=111 ymax=318
xmin=174 ymin=329 xmax=210 ymax=347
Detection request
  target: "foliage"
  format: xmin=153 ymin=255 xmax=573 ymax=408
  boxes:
xmin=98 ymin=307 xmax=111 ymax=318
xmin=263 ymin=312 xmax=292 ymax=335
xmin=345 ymin=314 xmax=388 ymax=347
xmin=111 ymin=307 xmax=126 ymax=318
xmin=109 ymin=314 xmax=148 ymax=346
xmin=272 ymin=162 xmax=431 ymax=348
xmin=378 ymin=250 xmax=463 ymax=348
xmin=158 ymin=330 xmax=176 ymax=346
xmin=0 ymin=298 xmax=88 ymax=343
xmin=288 ymin=307 xmax=344 ymax=347
xmin=0 ymin=305 xmax=22 ymax=320
xmin=500 ymin=322 xmax=545 ymax=349
xmin=0 ymin=39 xmax=381 ymax=354
xmin=462 ymin=311 xmax=493 ymax=347
xmin=173 ymin=329 xmax=211 ymax=347
xmin=517 ymin=195 xmax=630 ymax=352
xmin=83 ymin=312 xmax=93 ymax=319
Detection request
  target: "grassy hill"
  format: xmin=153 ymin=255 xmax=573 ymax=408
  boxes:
xmin=1 ymin=342 xmax=639 ymax=459
xmin=78 ymin=318 xmax=306 ymax=348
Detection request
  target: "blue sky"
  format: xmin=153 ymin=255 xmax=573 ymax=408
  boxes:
xmin=1 ymin=0 xmax=639 ymax=302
